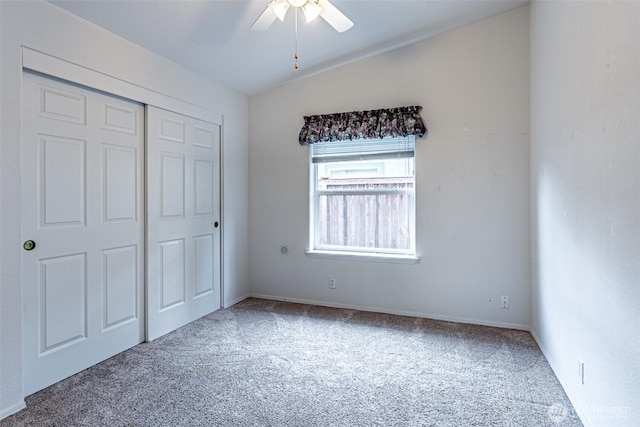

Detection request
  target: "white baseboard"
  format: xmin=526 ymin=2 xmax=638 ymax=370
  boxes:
xmin=223 ymin=293 xmax=251 ymax=309
xmin=249 ymin=293 xmax=530 ymax=331
xmin=529 ymin=328 xmax=590 ymax=427
xmin=0 ymin=400 xmax=26 ymax=421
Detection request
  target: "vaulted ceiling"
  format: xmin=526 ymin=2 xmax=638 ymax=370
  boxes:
xmin=51 ymin=0 xmax=528 ymax=96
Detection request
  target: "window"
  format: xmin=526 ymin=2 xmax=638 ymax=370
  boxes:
xmin=309 ymin=136 xmax=416 ymax=257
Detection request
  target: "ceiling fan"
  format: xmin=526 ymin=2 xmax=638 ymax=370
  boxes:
xmin=252 ymin=0 xmax=354 ymax=69
xmin=251 ymin=0 xmax=354 ymax=33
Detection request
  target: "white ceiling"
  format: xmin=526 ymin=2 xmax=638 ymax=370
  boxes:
xmin=50 ymin=0 xmax=528 ymax=96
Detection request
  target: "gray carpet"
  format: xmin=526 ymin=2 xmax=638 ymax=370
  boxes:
xmin=2 ymin=298 xmax=582 ymax=426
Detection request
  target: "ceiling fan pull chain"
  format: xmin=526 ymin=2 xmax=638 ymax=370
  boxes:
xmin=294 ymin=7 xmax=299 ymax=69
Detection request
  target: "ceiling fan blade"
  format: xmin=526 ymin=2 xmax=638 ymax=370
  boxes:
xmin=318 ymin=0 xmax=353 ymax=33
xmin=251 ymin=6 xmax=277 ymax=31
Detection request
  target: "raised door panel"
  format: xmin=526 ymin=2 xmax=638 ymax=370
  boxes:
xmin=40 ymin=254 xmax=87 ymax=353
xmin=41 ymin=136 xmax=86 ymax=227
xmin=193 ymin=125 xmax=215 ymax=149
xmin=194 ymin=234 xmax=214 ymax=297
xmin=103 ymin=145 xmax=137 ymax=223
xmin=194 ymin=158 xmax=214 ymax=216
xmin=160 ymin=118 xmax=185 ymax=143
xmin=160 ymin=154 xmax=185 ymax=219
xmin=160 ymin=239 xmax=185 ymax=310
xmin=102 ymin=103 xmax=138 ymax=135
xmin=103 ymin=246 xmax=138 ymax=329
xmin=39 ymin=85 xmax=86 ymax=125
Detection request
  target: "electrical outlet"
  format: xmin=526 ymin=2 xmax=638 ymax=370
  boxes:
xmin=500 ymin=295 xmax=510 ymax=309
xmin=578 ymin=360 xmax=585 ymax=385
xmin=329 ymin=277 xmax=336 ymax=289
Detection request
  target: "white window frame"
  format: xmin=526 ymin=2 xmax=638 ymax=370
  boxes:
xmin=306 ymin=137 xmax=419 ymax=264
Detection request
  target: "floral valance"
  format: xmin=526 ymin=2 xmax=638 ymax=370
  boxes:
xmin=299 ymin=105 xmax=427 ymax=145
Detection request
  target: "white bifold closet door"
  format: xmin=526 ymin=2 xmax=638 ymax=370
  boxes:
xmin=146 ymin=106 xmax=221 ymax=341
xmin=21 ymin=72 xmax=145 ymax=395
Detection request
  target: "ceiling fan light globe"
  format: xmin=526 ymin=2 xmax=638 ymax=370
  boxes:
xmin=301 ymin=1 xmax=323 ymax=23
xmin=269 ymin=0 xmax=290 ymax=21
xmin=288 ymin=0 xmax=307 ymax=8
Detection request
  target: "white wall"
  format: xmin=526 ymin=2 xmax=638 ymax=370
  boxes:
xmin=530 ymin=2 xmax=639 ymax=426
xmin=0 ymin=0 xmax=249 ymax=418
xmin=249 ymin=8 xmax=530 ymax=328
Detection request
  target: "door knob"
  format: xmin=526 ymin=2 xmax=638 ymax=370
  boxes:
xmin=214 ymin=221 xmax=219 ymax=228
xmin=23 ymin=240 xmax=36 ymax=251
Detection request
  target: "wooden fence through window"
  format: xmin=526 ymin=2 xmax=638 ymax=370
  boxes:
xmin=317 ymin=177 xmax=413 ymax=250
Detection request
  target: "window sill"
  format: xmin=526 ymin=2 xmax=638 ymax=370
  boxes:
xmin=305 ymin=250 xmax=420 ymax=264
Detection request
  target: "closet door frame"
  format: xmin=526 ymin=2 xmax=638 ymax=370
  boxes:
xmin=21 ymin=47 xmax=226 ymax=340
